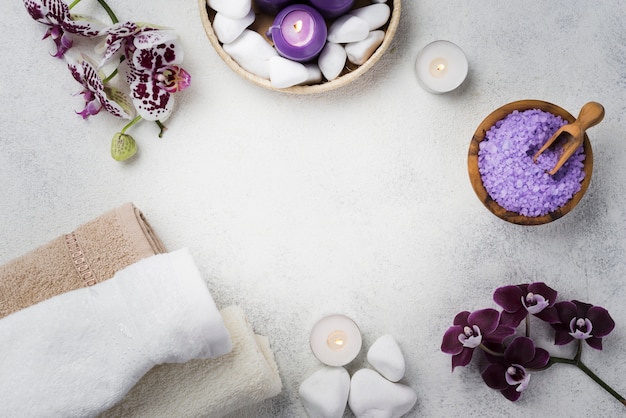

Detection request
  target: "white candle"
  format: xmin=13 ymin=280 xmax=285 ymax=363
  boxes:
xmin=309 ymin=314 xmax=362 ymax=366
xmin=415 ymin=40 xmax=468 ymax=94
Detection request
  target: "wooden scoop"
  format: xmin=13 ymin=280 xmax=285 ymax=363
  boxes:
xmin=533 ymin=101 xmax=604 ymax=175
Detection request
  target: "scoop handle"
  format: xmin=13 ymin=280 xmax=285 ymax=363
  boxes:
xmin=574 ymin=101 xmax=605 ymax=131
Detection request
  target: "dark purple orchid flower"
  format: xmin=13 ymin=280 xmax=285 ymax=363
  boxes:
xmin=23 ymin=0 xmax=105 ymax=58
xmin=494 ymin=282 xmax=559 ymax=328
xmin=551 ymin=300 xmax=615 ymax=350
xmin=481 ymin=336 xmax=550 ymax=401
xmin=126 ymin=38 xmax=191 ymax=121
xmin=441 ymin=309 xmax=515 ymax=371
xmin=66 ymin=53 xmax=134 ymax=120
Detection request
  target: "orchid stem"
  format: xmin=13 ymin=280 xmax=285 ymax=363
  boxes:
xmin=155 ymin=121 xmax=166 ymax=138
xmin=549 ymin=347 xmax=626 ymax=407
xmin=102 ymin=68 xmax=118 ymax=83
xmin=96 ymin=0 xmax=118 ymax=24
xmin=68 ymin=0 xmax=81 ymax=9
xmin=525 ymin=315 xmax=530 ymax=338
xmin=121 ymin=116 xmax=142 ymax=133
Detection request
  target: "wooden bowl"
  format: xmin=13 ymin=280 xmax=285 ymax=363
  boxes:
xmin=468 ymin=100 xmax=593 ymax=225
xmin=198 ymin=0 xmax=401 ymax=94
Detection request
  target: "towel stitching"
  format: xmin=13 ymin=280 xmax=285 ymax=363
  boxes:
xmin=64 ymin=232 xmax=98 ymax=286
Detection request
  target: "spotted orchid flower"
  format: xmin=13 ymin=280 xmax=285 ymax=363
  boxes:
xmin=125 ymin=38 xmax=191 ymax=121
xmin=493 ymin=282 xmax=560 ymax=328
xmin=66 ymin=53 xmax=134 ymax=120
xmin=23 ymin=0 xmax=105 ymax=58
xmin=441 ymin=309 xmax=515 ymax=371
xmin=481 ymin=337 xmax=550 ymax=402
xmin=551 ymin=300 xmax=615 ymax=350
xmin=98 ymin=22 xmax=178 ymax=67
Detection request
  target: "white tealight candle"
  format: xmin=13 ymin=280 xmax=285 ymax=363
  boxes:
xmin=415 ymin=40 xmax=468 ymax=94
xmin=309 ymin=314 xmax=362 ymax=366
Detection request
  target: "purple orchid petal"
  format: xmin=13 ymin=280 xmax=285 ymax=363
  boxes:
xmin=528 ymin=282 xmax=558 ymax=307
xmin=453 ymin=311 xmax=470 ymax=326
xmin=441 ymin=325 xmax=465 ymax=355
xmin=504 ymin=337 xmax=535 ymax=365
xmin=499 ymin=309 xmax=528 ymax=328
xmin=572 ymin=300 xmax=593 ymax=317
xmin=501 ymin=386 xmax=522 ymax=402
xmin=553 ymin=328 xmax=574 ymax=345
xmin=468 ymin=308 xmax=500 ymax=335
xmin=525 ymin=347 xmax=550 ymax=369
xmin=482 ymin=363 xmax=508 ymax=390
xmin=127 ymin=70 xmax=174 ymax=121
xmin=586 ymin=306 xmax=615 ymax=337
xmin=451 ymin=347 xmax=474 ymax=371
xmin=483 ymin=324 xmax=516 ymax=344
xmin=494 ymin=285 xmax=524 ymax=313
xmin=555 ymin=301 xmax=577 ymax=324
xmin=534 ymin=306 xmax=560 ymax=324
xmin=156 ymin=65 xmax=191 ymax=93
xmin=585 ymin=336 xmax=604 ymax=350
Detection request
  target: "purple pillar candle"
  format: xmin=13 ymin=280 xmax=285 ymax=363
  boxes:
xmin=254 ymin=0 xmax=295 ymax=15
xmin=268 ymin=4 xmax=327 ymax=62
xmin=309 ymin=0 xmax=355 ymax=18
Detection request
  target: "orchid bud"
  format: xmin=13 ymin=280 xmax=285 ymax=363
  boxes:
xmin=111 ymin=132 xmax=138 ymax=161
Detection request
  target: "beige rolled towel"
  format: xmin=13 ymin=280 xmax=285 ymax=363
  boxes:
xmin=101 ymin=305 xmax=283 ymax=418
xmin=0 ymin=202 xmax=165 ymax=319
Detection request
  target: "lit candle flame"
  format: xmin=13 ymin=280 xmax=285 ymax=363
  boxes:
xmin=436 ymin=63 xmax=445 ymax=72
xmin=293 ymin=20 xmax=303 ymax=33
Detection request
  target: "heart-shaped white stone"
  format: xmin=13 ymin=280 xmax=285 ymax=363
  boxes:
xmin=207 ymin=0 xmax=251 ymax=19
xmin=299 ymin=366 xmax=350 ymax=418
xmin=222 ymin=30 xmax=277 ymax=79
xmin=348 ymin=369 xmax=417 ymax=418
xmin=345 ymin=30 xmax=385 ymax=65
xmin=367 ymin=334 xmax=406 ymax=382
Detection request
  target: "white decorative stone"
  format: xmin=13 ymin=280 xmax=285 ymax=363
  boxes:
xmin=222 ymin=30 xmax=277 ymax=79
xmin=345 ymin=30 xmax=385 ymax=66
xmin=348 ymin=4 xmax=391 ymax=31
xmin=299 ymin=366 xmax=350 ymax=418
xmin=367 ymin=334 xmax=406 ymax=382
xmin=303 ymin=64 xmax=323 ymax=85
xmin=213 ymin=10 xmax=255 ymax=44
xmin=269 ymin=56 xmax=309 ymax=88
xmin=348 ymin=369 xmax=417 ymax=418
xmin=318 ymin=42 xmax=346 ymax=81
xmin=327 ymin=15 xmax=369 ymax=44
xmin=207 ymin=0 xmax=251 ymax=19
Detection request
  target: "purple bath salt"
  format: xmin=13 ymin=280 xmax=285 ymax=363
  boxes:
xmin=477 ymin=108 xmax=586 ymax=217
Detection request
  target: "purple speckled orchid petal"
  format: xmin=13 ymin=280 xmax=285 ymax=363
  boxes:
xmin=63 ymin=14 xmax=106 ymax=37
xmin=127 ymin=69 xmax=174 ymax=121
xmin=156 ymin=65 xmax=191 ymax=93
xmin=504 ymin=337 xmax=535 ymax=365
xmin=586 ymin=306 xmax=615 ymax=337
xmin=482 ymin=363 xmax=508 ymax=390
xmin=99 ymin=22 xmax=139 ymax=66
xmin=494 ymin=285 xmax=524 ymax=313
xmin=451 ymin=347 xmax=474 ymax=371
xmin=24 ymin=0 xmax=68 ymax=26
xmin=441 ymin=325 xmax=465 ymax=355
xmin=468 ymin=308 xmax=500 ymax=335
xmin=131 ymin=39 xmax=182 ymax=71
xmin=133 ymin=28 xmax=178 ymax=50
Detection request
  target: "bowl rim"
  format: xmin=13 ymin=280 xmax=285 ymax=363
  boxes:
xmin=198 ymin=0 xmax=402 ymax=94
xmin=467 ymin=99 xmax=594 ymax=225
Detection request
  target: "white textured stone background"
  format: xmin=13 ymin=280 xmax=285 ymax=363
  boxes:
xmin=2 ymin=1 xmax=626 ymax=417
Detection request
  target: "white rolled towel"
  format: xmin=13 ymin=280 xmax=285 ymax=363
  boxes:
xmin=0 ymin=248 xmax=232 ymax=418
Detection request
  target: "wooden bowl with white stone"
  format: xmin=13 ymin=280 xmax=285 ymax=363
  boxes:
xmin=199 ymin=0 xmax=401 ymax=94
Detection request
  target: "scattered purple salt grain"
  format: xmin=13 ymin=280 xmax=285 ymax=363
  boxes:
xmin=477 ymin=109 xmax=586 ymax=217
